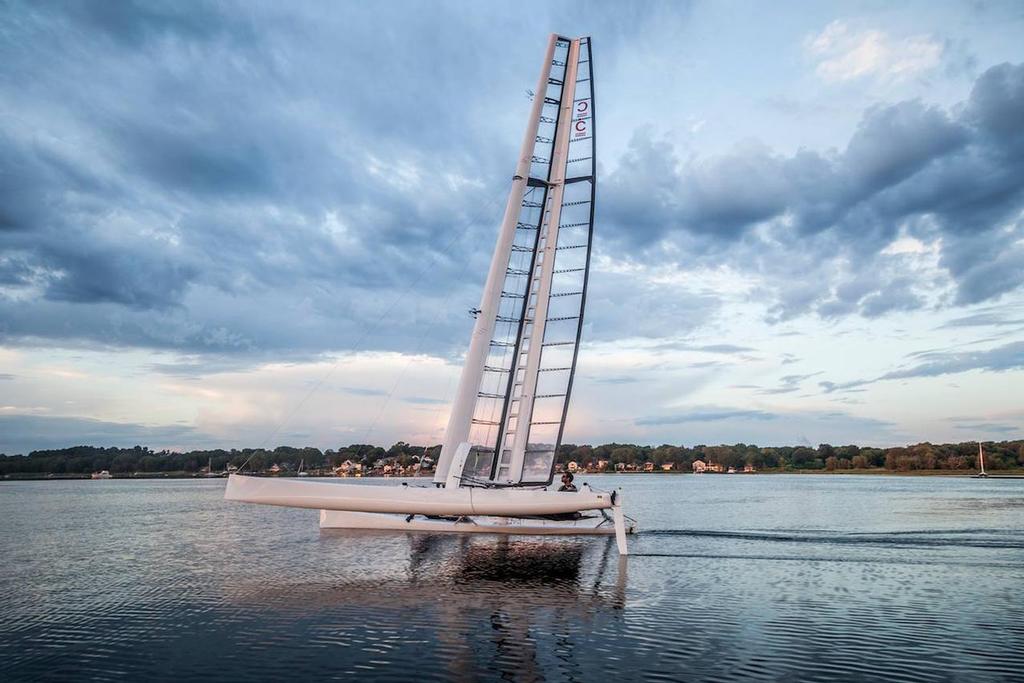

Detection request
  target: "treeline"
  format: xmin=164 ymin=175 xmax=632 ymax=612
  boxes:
xmin=557 ymin=440 xmax=1024 ymax=472
xmin=0 ymin=442 xmax=439 ymax=476
xmin=1 ymin=440 xmax=1022 ymax=476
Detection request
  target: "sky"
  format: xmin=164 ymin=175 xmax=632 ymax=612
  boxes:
xmin=1 ymin=0 xmax=1023 ymax=454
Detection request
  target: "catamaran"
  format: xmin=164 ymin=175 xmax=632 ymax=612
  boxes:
xmin=225 ymin=34 xmax=635 ymax=554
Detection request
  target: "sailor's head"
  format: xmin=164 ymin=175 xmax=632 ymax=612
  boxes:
xmin=561 ymin=472 xmax=574 ymax=484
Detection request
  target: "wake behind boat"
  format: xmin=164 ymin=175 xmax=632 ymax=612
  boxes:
xmin=226 ymin=34 xmax=635 ymax=554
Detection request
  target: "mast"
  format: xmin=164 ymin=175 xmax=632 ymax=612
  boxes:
xmin=978 ymin=443 xmax=986 ymax=475
xmin=435 ymin=35 xmax=596 ymax=488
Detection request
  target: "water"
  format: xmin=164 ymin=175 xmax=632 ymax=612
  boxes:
xmin=2 ymin=474 xmax=1022 ymax=681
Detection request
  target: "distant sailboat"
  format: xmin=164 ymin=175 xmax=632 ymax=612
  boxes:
xmin=973 ymin=442 xmax=988 ymax=478
xmin=203 ymin=457 xmax=221 ymax=478
xmin=297 ymin=459 xmax=309 ymax=477
xmin=225 ymin=35 xmax=634 ymax=554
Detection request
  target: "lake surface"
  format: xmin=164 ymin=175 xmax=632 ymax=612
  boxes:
xmin=2 ymin=474 xmax=1022 ymax=681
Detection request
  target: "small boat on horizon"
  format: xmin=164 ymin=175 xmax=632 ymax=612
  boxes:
xmin=91 ymin=470 xmax=111 ymax=479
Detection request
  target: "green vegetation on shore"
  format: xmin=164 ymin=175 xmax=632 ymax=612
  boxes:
xmin=1 ymin=439 xmax=1022 ymax=478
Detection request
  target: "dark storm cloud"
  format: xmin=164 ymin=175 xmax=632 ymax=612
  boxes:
xmin=0 ymin=1 xmax=527 ymax=354
xmin=603 ymin=62 xmax=1024 ymax=321
xmin=0 ymin=0 xmax=685 ymax=360
xmin=2 ymin=0 xmax=1023 ymax=365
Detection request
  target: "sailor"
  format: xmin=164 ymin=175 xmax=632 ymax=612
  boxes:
xmin=558 ymin=472 xmax=578 ymax=492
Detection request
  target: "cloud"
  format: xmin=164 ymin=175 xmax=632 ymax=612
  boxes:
xmin=881 ymin=340 xmax=1024 ymax=380
xmin=1 ymin=1 xmax=1023 ymax=371
xmin=649 ymin=341 xmax=756 ymax=354
xmin=342 ymin=387 xmax=388 ymax=397
xmin=756 ymin=372 xmax=823 ymax=395
xmin=632 ymin=406 xmax=901 ymax=446
xmin=952 ymin=422 xmax=1019 ymax=434
xmin=400 ymin=396 xmax=447 ymax=405
xmin=939 ymin=311 xmax=1024 ymax=328
xmin=594 ymin=376 xmax=641 ymax=385
xmin=693 ymin=344 xmax=756 ymax=354
xmin=0 ymin=414 xmax=206 ymax=455
xmin=603 ymin=61 xmax=1024 ymax=323
xmin=636 ymin=407 xmax=777 ymax=426
xmin=804 ymin=21 xmax=943 ymax=83
xmin=821 ymin=340 xmax=1024 ymax=393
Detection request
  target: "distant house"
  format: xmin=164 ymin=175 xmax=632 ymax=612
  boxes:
xmin=743 ymin=463 xmax=756 ymax=473
xmin=567 ymin=461 xmax=579 ymax=473
xmin=615 ymin=462 xmax=627 ymax=472
xmin=661 ymin=462 xmax=674 ymax=471
xmin=707 ymin=462 xmax=724 ymax=473
xmin=692 ymin=459 xmax=708 ymax=473
xmin=269 ymin=463 xmax=282 ymax=474
xmin=335 ymin=459 xmax=362 ymax=476
xmin=596 ymin=459 xmax=609 ymax=472
xmin=642 ymin=462 xmax=655 ymax=472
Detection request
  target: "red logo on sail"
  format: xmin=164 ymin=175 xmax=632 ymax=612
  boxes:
xmin=574 ymin=99 xmax=590 ymax=137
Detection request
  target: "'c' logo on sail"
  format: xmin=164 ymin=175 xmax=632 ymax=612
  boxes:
xmin=574 ymin=99 xmax=590 ymax=137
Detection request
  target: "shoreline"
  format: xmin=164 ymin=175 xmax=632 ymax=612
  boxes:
xmin=4 ymin=469 xmax=1022 ymax=481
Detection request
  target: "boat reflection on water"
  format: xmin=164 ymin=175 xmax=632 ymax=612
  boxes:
xmin=229 ymin=534 xmax=626 ymax=680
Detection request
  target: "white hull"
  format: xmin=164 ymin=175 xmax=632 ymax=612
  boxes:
xmin=319 ymin=510 xmax=635 ymax=536
xmin=225 ymin=474 xmax=632 ymax=554
xmin=225 ymin=474 xmax=613 ymax=516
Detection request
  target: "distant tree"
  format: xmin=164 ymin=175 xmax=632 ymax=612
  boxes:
xmin=792 ymin=447 xmax=818 ymax=469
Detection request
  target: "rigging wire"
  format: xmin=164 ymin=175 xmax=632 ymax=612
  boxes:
xmin=357 ymin=280 xmax=460 ymax=448
xmin=236 ymin=187 xmax=508 ymax=473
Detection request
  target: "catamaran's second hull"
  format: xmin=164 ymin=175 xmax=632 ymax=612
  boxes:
xmin=319 ymin=510 xmax=636 ymax=536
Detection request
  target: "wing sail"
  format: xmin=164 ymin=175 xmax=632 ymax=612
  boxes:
xmin=436 ymin=36 xmax=595 ymax=487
